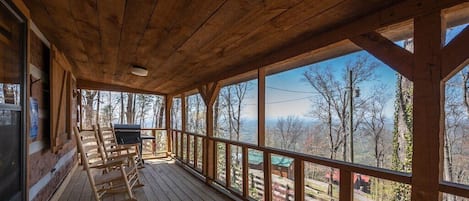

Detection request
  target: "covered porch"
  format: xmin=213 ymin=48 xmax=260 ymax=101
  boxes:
xmin=1 ymin=0 xmax=469 ymax=201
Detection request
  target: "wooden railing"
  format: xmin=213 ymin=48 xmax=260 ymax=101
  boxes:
xmin=80 ymin=126 xmax=469 ymax=199
xmin=140 ymin=128 xmax=168 ymax=158
xmin=169 ymin=129 xmax=419 ymax=201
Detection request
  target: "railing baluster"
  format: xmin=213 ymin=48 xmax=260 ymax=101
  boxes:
xmin=264 ymin=151 xmax=272 ymax=201
xmin=186 ymin=133 xmax=190 ymax=163
xmin=242 ymin=146 xmax=249 ymax=198
xmin=294 ymin=159 xmax=304 ymax=201
xmin=339 ymin=169 xmax=353 ymax=201
xmin=194 ymin=137 xmax=198 ymax=168
xmin=226 ymin=143 xmax=231 ymax=188
xmin=174 ymin=131 xmax=180 ymax=158
xmin=180 ymin=133 xmax=184 ymax=160
xmin=152 ymin=130 xmax=156 ymax=156
xmin=202 ymin=137 xmax=206 ymax=173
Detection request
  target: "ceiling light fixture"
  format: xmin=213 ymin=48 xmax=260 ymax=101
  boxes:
xmin=131 ymin=65 xmax=148 ymax=77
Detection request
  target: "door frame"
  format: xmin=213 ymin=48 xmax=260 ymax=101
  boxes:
xmin=0 ymin=0 xmax=28 ymax=200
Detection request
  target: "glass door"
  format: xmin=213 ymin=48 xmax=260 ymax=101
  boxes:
xmin=0 ymin=1 xmax=26 ymax=200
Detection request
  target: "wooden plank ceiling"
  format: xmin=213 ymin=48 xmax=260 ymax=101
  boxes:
xmin=24 ymin=0 xmax=402 ymax=95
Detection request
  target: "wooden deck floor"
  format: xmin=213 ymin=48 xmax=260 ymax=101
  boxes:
xmin=58 ymin=158 xmax=233 ymax=201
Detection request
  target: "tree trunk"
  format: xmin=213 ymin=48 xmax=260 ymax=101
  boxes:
xmin=391 ymin=39 xmax=413 ymax=201
xmin=120 ymin=92 xmax=124 ymax=124
xmin=126 ymin=93 xmax=135 ymax=124
xmin=214 ymin=99 xmax=219 ymax=134
xmin=84 ymin=90 xmax=97 ymax=129
xmin=158 ymin=101 xmax=164 ymax=128
xmin=195 ymin=96 xmax=200 ymax=133
xmin=96 ymin=91 xmax=100 ymax=125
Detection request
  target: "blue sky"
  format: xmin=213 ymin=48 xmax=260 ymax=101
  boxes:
xmin=235 ymin=23 xmax=468 ymax=122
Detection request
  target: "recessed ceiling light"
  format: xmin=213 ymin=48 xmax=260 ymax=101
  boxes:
xmin=131 ymin=65 xmax=148 ymax=77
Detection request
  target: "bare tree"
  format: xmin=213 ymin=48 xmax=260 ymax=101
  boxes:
xmin=363 ymin=86 xmax=389 ymax=168
xmin=363 ymin=86 xmax=390 ymax=201
xmin=171 ymin=98 xmax=181 ymax=129
xmin=303 ymin=55 xmax=378 ymax=162
xmin=120 ymin=92 xmax=124 ymax=124
xmin=215 ymin=81 xmax=251 ymax=189
xmin=274 ymin=116 xmax=305 ymax=151
xmin=157 ymin=97 xmax=165 ymax=128
xmin=391 ymin=39 xmax=413 ymax=201
xmin=96 ymin=91 xmax=101 ymax=124
xmin=136 ymin=94 xmax=151 ymax=126
xmin=82 ymin=90 xmax=97 ymax=129
xmin=443 ymin=68 xmax=469 ymax=201
xmin=126 ymin=93 xmax=136 ymax=124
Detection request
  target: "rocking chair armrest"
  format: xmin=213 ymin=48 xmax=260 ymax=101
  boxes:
xmin=107 ymin=152 xmax=138 ymax=161
xmin=117 ymin=143 xmax=139 ymax=149
xmin=89 ymin=158 xmax=126 ymax=169
xmin=106 ymin=146 xmax=131 ymax=152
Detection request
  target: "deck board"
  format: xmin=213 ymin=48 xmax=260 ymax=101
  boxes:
xmin=58 ymin=158 xmax=232 ymax=201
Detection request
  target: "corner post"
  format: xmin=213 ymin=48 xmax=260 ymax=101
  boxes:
xmin=411 ymin=9 xmax=445 ymax=201
xmin=198 ymin=82 xmax=221 ymax=183
xmin=165 ymin=95 xmax=172 ymax=156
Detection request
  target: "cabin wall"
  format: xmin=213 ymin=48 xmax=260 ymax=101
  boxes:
xmin=10 ymin=1 xmax=79 ymax=200
xmin=27 ymin=32 xmax=77 ymax=201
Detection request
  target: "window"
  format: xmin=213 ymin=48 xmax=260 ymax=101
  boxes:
xmin=79 ymin=90 xmax=165 ymax=129
xmin=186 ymin=93 xmax=206 ymax=134
xmin=443 ymin=19 xmax=469 ymax=188
xmin=171 ymin=97 xmax=182 ymax=130
xmin=265 ymin=40 xmax=414 ymax=175
xmin=214 ymin=79 xmax=258 ymax=144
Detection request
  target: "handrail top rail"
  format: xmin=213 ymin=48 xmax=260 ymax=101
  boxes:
xmin=170 ymin=129 xmax=412 ymax=184
xmin=81 ymin=127 xmax=166 ymax=131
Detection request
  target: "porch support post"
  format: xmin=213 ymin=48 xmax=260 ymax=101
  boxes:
xmin=258 ymin=67 xmax=272 ymax=200
xmin=411 ymin=9 xmax=445 ymax=201
xmin=258 ymin=67 xmax=266 ymax=146
xmin=181 ymin=94 xmax=187 ymax=162
xmin=198 ymin=82 xmax=221 ymax=183
xmin=165 ymin=95 xmax=172 ymax=156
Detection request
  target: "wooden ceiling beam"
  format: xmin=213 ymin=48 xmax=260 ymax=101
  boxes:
xmin=350 ymin=31 xmax=414 ymax=81
xmin=442 ymin=25 xmax=469 ymax=79
xmin=197 ymin=82 xmax=220 ymax=107
xmin=77 ymin=79 xmax=164 ymax=95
